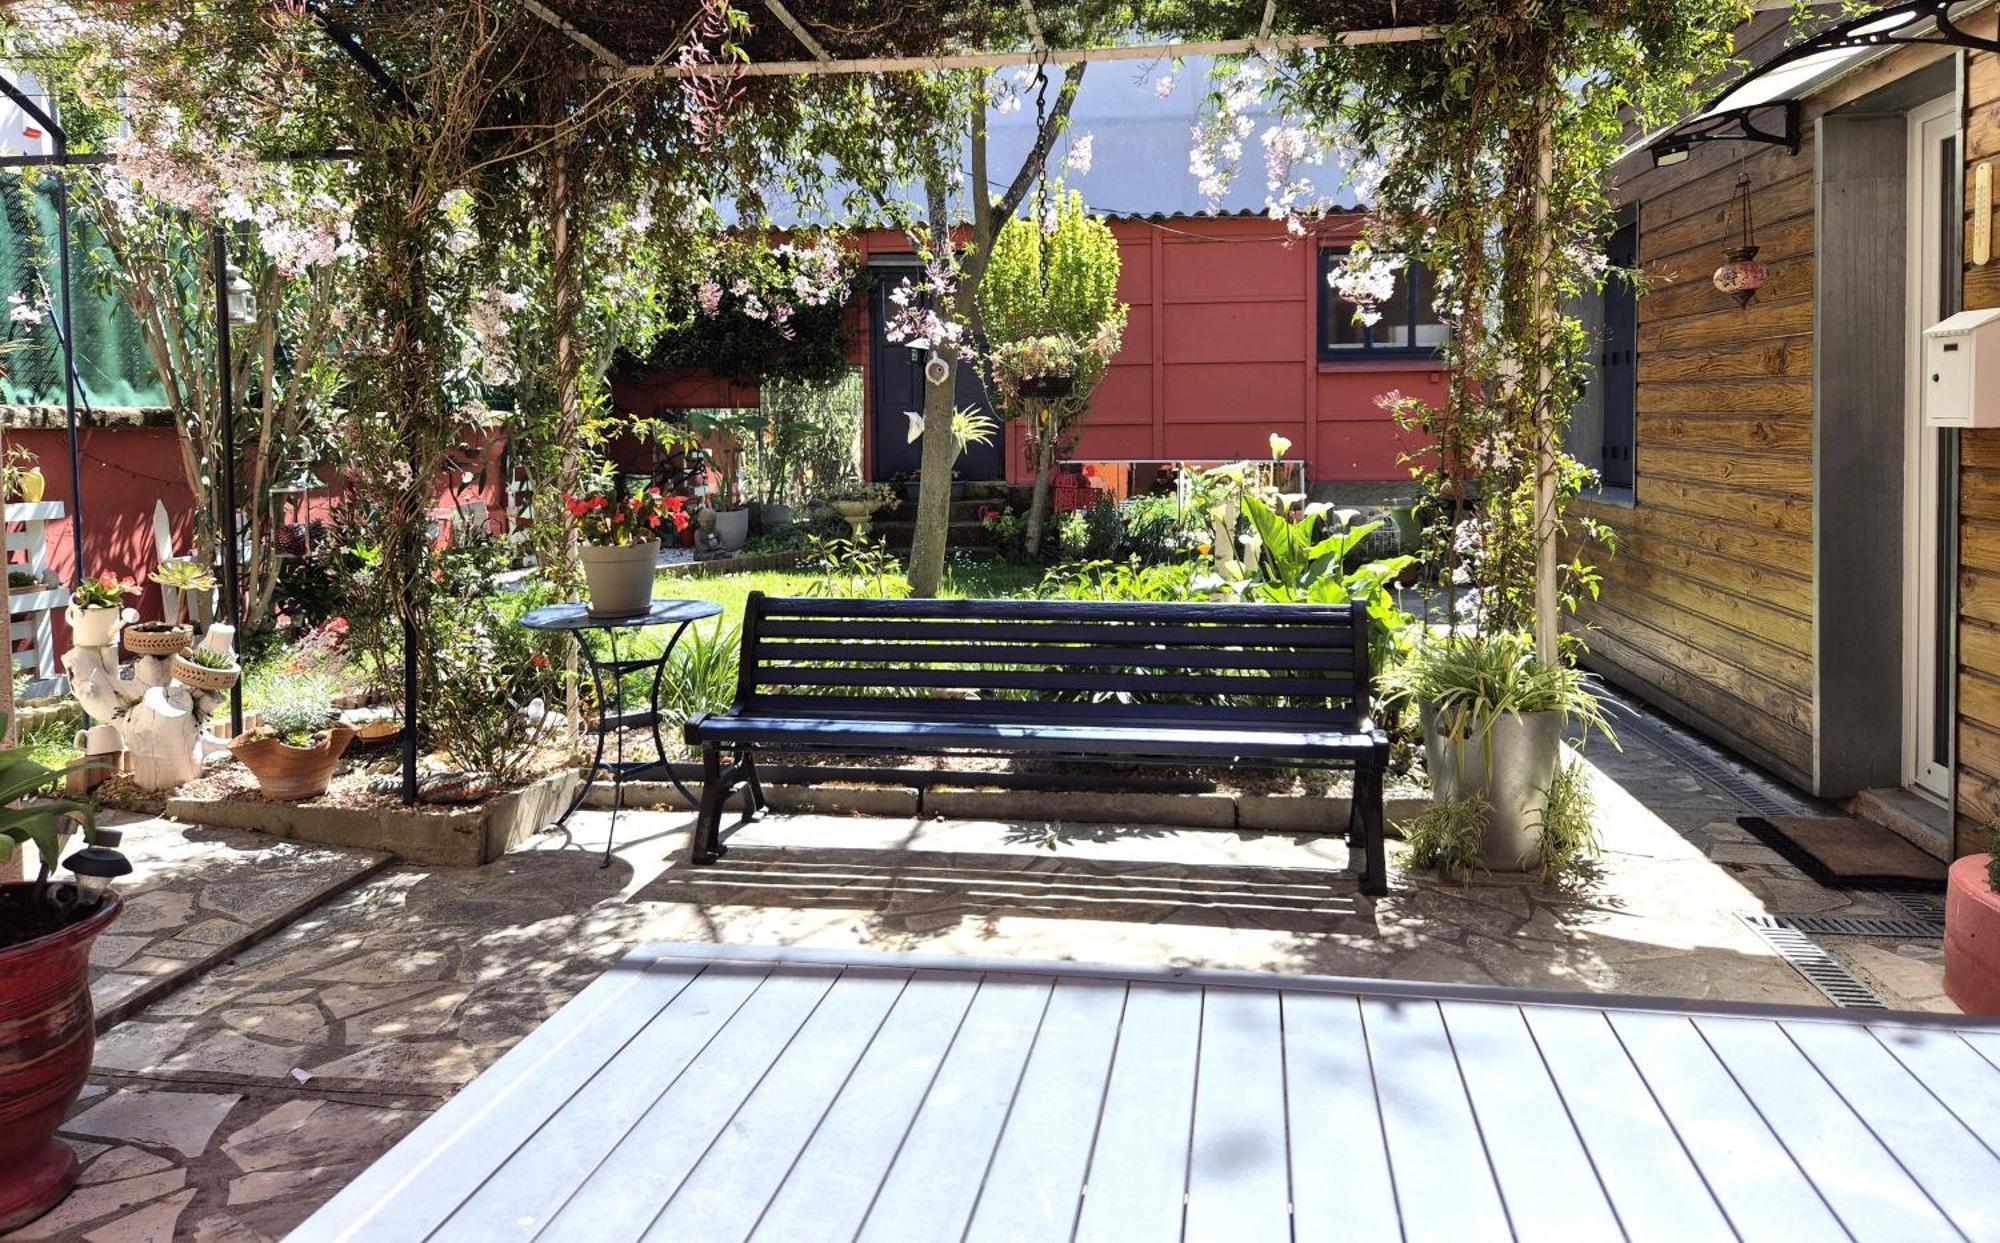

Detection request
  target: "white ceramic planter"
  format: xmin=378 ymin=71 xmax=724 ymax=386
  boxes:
xmin=66 ymin=605 xmax=126 ymax=649
xmin=579 ymin=541 xmax=657 ymax=617
xmin=1422 ymin=706 xmax=1563 ymax=871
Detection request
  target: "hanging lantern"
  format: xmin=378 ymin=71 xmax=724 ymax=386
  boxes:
xmin=223 ymin=259 xmax=257 ymax=326
xmin=1712 ymin=171 xmax=1767 ymax=308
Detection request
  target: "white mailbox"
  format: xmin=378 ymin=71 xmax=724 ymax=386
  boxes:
xmin=1925 ymin=308 xmax=2000 ymax=428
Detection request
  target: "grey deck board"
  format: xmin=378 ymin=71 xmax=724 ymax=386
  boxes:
xmin=1439 ymin=1000 xmax=1623 ymax=1240
xmin=295 ymin=944 xmax=2000 ymax=1243
xmin=638 ymin=967 xmax=911 ymax=1242
xmin=856 ymin=975 xmax=1056 ymax=1243
xmin=1519 ymin=1005 xmax=1733 ymax=1243
xmin=532 ymin=963 xmax=839 ymax=1242
xmin=1183 ymin=987 xmax=1289 ymax=1243
xmin=750 ymin=971 xmax=980 ymax=1242
xmin=1071 ymin=982 xmax=1203 ymax=1243
xmin=1608 ymin=1010 xmax=1848 ymax=1241
xmin=1280 ymin=992 xmax=1400 ymax=1243
xmin=962 ymin=977 xmax=1127 ymax=1243
xmin=1781 ymin=1018 xmax=2000 ymax=1239
xmin=1696 ymin=1015 xmax=1960 ymax=1242
xmin=1362 ymin=998 xmax=1511 ymax=1241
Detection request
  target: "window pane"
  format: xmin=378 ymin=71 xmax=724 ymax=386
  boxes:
xmin=1374 ymin=270 xmax=1412 ymax=346
xmin=1326 ymin=294 xmax=1367 ymax=348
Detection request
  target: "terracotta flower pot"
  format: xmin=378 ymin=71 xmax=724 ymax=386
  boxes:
xmin=229 ymin=723 xmax=357 ymax=801
xmin=1945 ymin=854 xmax=2000 ymax=1015
xmin=122 ymin=622 xmax=193 ymax=657
xmin=0 ymin=887 xmax=121 ymax=1233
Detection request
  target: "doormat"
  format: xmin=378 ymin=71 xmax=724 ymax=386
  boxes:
xmin=1736 ymin=816 xmax=1946 ymax=891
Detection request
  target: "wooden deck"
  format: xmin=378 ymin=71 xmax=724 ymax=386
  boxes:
xmin=292 ymin=943 xmax=2000 ymax=1243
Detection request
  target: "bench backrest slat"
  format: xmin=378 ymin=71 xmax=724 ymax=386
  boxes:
xmin=734 ymin=594 xmax=1373 ymax=730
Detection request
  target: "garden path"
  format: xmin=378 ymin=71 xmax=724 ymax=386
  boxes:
xmin=4 ymin=698 xmax=1954 ymax=1241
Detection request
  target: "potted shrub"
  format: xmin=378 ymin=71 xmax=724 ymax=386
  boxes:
xmin=0 ymin=723 xmax=121 ymax=1232
xmin=1386 ymin=630 xmax=1614 ymax=872
xmin=1945 ymin=843 xmax=2000 ymax=1015
xmin=567 ymin=480 xmax=674 ymax=617
xmin=228 ymin=685 xmax=356 ymax=801
xmin=7 ymin=569 xmax=47 ymax=597
xmin=64 ymin=573 xmax=139 ymax=649
xmin=170 ymin=643 xmax=240 ymax=693
xmin=125 ymin=558 xmax=213 ymax=657
xmin=825 ymin=482 xmax=899 ymax=538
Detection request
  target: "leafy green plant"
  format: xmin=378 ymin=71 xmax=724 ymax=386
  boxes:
xmin=1058 ymin=498 xmax=1124 ymax=563
xmin=0 ymin=710 xmax=100 ymax=927
xmin=659 ymin=623 xmax=742 ymax=728
xmin=822 ymin=481 xmax=899 ymax=509
xmin=1398 ymin=793 xmax=1490 ymax=884
xmin=1385 ymin=630 xmax=1614 ymax=748
xmin=187 ymin=646 xmax=237 ymax=671
xmin=1041 ymin=559 xmax=1215 ymax=603
xmin=1228 ymin=490 xmax=1414 ymax=674
xmin=1534 ymin=756 xmax=1600 ymax=888
xmin=805 ymin=535 xmax=908 ymax=600
xmin=1118 ymin=495 xmax=1187 ymax=565
xmin=71 ymin=573 xmax=140 ymax=611
xmin=256 ymin=679 xmax=336 ymax=747
xmin=1987 ymin=822 xmax=2000 ymax=895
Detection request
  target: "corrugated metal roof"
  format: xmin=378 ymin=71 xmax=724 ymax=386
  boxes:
xmin=725 ymin=56 xmax=1361 ymax=228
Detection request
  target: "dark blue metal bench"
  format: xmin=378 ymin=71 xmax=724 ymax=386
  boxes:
xmin=685 ymin=593 xmax=1391 ymax=895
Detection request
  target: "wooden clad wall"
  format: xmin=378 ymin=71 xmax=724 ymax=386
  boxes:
xmin=1572 ymin=13 xmax=1820 ymax=790
xmin=1957 ymin=16 xmax=2000 ymax=856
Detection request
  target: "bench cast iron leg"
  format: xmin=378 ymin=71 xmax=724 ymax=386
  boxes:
xmin=1355 ymin=764 xmax=1389 ymax=897
xmin=742 ymin=753 xmax=768 ymax=818
xmin=692 ymin=744 xmax=727 ymax=865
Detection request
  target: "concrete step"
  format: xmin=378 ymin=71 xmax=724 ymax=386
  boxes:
xmin=1850 ymin=786 xmax=1953 ymax=862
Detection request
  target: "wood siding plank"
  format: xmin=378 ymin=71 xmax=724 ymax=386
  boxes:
xmin=962 ymin=978 xmax=1128 ymax=1243
xmin=1439 ymin=1001 xmax=1623 ymax=1240
xmin=1280 ymin=992 xmax=1400 ymax=1243
xmin=857 ymin=976 xmax=1056 ymax=1243
xmin=1608 ymin=1011 xmax=1847 ymax=1240
xmin=1184 ymin=987 xmax=1290 ymax=1243
xmin=1071 ymin=983 xmax=1204 ymax=1243
xmin=1695 ymin=1016 xmax=1960 ymax=1241
xmin=1360 ymin=998 xmax=1510 ymax=1241
xmin=1521 ymin=1006 xmax=1733 ymax=1243
xmin=751 ymin=972 xmax=982 ymax=1243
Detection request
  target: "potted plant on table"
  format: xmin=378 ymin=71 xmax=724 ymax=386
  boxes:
xmin=567 ymin=479 xmax=673 ymax=618
xmin=64 ymin=573 xmax=139 ymax=649
xmin=0 ymin=720 xmax=123 ymax=1232
xmin=825 ymin=482 xmax=900 ymax=538
xmin=228 ymin=684 xmax=355 ymax=801
xmin=1385 ymin=630 xmax=1615 ymax=875
xmin=124 ymin=558 xmax=214 ymax=657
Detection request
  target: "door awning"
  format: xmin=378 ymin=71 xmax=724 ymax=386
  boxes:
xmin=1644 ymin=0 xmax=2000 ymax=168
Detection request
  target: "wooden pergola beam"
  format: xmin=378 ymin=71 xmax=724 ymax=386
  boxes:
xmin=762 ymin=0 xmax=831 ymax=61
xmin=622 ymin=28 xmax=1436 ymax=80
xmin=522 ymin=0 xmax=628 ymax=70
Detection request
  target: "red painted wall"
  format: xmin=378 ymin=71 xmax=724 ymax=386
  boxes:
xmin=616 ymin=215 xmax=1440 ymax=488
xmin=5 ymin=423 xmax=511 ymax=656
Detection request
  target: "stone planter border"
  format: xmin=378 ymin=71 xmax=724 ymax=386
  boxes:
xmin=166 ymin=770 xmax=581 ymax=868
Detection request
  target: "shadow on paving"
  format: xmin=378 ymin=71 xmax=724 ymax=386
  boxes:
xmin=630 ymin=844 xmax=1366 ymax=933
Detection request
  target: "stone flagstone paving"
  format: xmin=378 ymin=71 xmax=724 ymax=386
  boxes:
xmin=2 ymin=701 xmax=1956 ymax=1240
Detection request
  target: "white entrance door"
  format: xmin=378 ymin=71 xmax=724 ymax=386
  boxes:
xmin=1905 ymin=94 xmax=1959 ymax=800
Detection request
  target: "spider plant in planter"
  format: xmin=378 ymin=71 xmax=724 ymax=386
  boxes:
xmin=1385 ymin=630 xmax=1615 ymax=875
xmin=125 ymin=558 xmax=214 ymax=657
xmin=228 ymin=683 xmax=354 ymax=801
xmin=0 ymin=719 xmax=120 ymax=1232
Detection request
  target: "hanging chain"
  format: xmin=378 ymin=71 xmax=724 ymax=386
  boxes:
xmin=1032 ymin=46 xmax=1051 ymax=236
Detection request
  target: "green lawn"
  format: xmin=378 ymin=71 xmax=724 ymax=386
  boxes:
xmin=652 ymin=556 xmax=1045 ymax=633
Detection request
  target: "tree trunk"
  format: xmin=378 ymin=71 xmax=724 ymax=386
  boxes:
xmin=906 ymin=180 xmax=962 ymax=598
xmin=1023 ymin=418 xmax=1056 ymax=557
xmin=1529 ymin=107 xmax=1560 ymax=665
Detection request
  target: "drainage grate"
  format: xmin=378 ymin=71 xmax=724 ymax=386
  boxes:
xmin=1610 ymin=696 xmax=1813 ymax=818
xmin=1739 ymin=916 xmax=1887 ymax=1009
xmin=1872 ymin=889 xmax=1948 ymax=923
xmin=1743 ymin=913 xmax=1944 ymax=940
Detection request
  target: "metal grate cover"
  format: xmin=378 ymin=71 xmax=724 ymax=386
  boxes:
xmin=1611 ymin=695 xmax=1813 ymax=817
xmin=1739 ymin=916 xmax=1887 ymax=1009
xmin=1873 ymin=889 xmax=1948 ymax=923
xmin=1743 ymin=913 xmax=1944 ymax=940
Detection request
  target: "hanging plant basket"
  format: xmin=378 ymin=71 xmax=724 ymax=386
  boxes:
xmin=1016 ymin=374 xmax=1076 ymax=400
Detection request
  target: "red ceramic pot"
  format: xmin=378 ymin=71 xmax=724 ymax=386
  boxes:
xmin=1945 ymin=855 xmax=2000 ymax=1016
xmin=0 ymin=885 xmax=121 ymax=1232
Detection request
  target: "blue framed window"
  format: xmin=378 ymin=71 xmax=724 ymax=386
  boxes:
xmin=1317 ymin=249 xmax=1445 ymax=360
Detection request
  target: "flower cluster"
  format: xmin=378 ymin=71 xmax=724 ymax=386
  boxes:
xmin=692 ymin=233 xmax=856 ymax=344
xmin=565 ymin=487 xmax=689 ymax=547
xmin=882 ymin=258 xmax=970 ymax=360
xmin=1189 ymin=59 xmax=1266 ymax=205
xmin=1328 ymin=248 xmax=1405 ymax=329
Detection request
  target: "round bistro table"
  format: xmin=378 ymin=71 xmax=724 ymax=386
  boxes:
xmin=521 ymin=598 xmax=723 ymax=866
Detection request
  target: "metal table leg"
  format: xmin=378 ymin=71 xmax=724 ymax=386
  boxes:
xmin=649 ymin=619 xmax=702 ymax=810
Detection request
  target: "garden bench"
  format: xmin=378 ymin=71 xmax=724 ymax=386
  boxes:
xmin=685 ymin=593 xmax=1390 ymax=894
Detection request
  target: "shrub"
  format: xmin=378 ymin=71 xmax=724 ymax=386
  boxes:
xmin=1398 ymin=794 xmax=1490 ymax=883
xmin=980 ymin=505 xmax=1032 ymax=561
xmin=422 ymin=540 xmax=564 ymax=785
xmin=1118 ymin=495 xmax=1185 ymax=564
xmin=660 ymin=623 xmax=741 ymax=727
xmin=257 ymin=679 xmax=335 ymax=747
